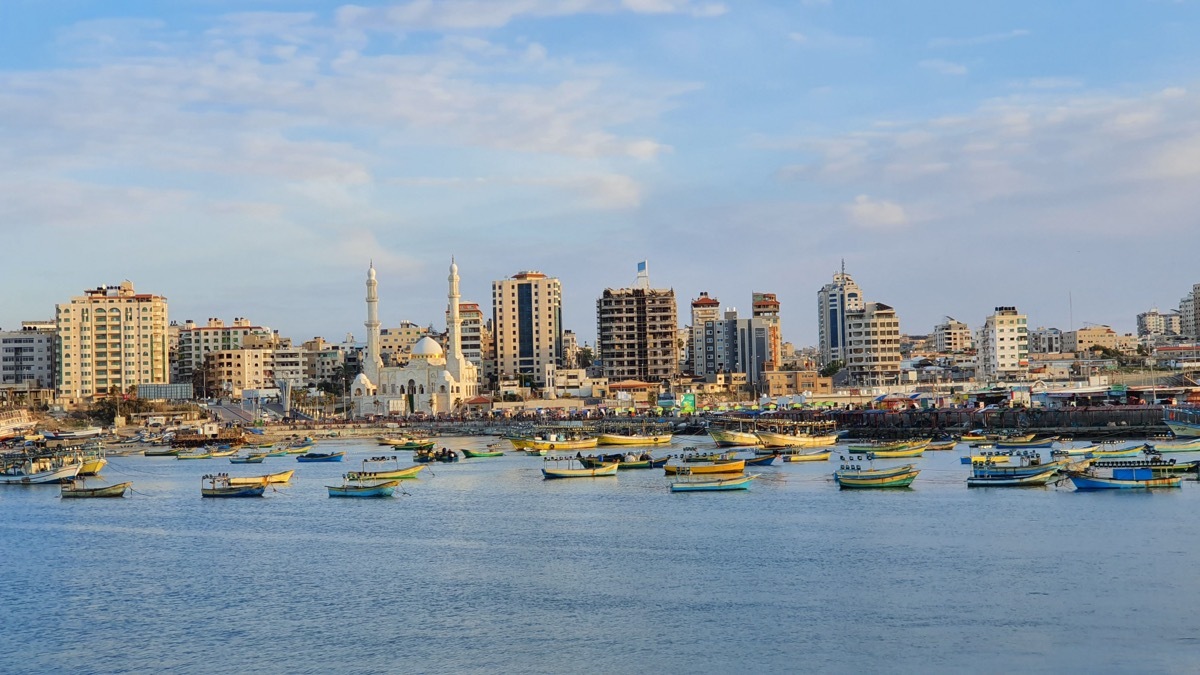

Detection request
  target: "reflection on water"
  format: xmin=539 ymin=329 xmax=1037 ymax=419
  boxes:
xmin=3 ymin=436 xmax=1200 ymax=673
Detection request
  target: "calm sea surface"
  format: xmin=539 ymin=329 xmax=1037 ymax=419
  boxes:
xmin=3 ymin=436 xmax=1200 ymax=674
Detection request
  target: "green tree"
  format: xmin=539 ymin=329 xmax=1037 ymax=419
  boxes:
xmin=819 ymin=360 xmax=844 ymax=378
xmin=576 ymin=346 xmax=594 ymax=369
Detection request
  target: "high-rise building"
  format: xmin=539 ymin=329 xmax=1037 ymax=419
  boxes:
xmin=701 ymin=309 xmax=771 ymax=391
xmin=977 ymin=306 xmax=1028 ymax=382
xmin=1 ymin=322 xmax=56 ymax=389
xmin=1138 ymin=308 xmax=1182 ymax=338
xmin=817 ymin=267 xmax=864 ymax=367
xmin=493 ymin=270 xmax=563 ymax=386
xmin=55 ymin=281 xmax=169 ymax=404
xmin=932 ymin=317 xmax=973 ymax=354
xmin=596 ymin=263 xmax=679 ymax=383
xmin=688 ymin=292 xmax=721 ymax=375
xmin=752 ymin=292 xmax=781 ymax=370
xmin=1179 ymin=285 xmax=1200 ymax=340
xmin=174 ymin=317 xmax=274 ymax=384
xmin=845 ymin=302 xmax=901 ymax=387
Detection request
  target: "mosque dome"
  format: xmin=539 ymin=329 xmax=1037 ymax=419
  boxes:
xmin=411 ymin=336 xmax=444 ymax=358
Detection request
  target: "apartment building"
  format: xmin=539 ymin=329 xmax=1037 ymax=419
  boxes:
xmin=493 ymin=271 xmax=563 ymax=386
xmin=845 ymin=302 xmax=902 ymax=387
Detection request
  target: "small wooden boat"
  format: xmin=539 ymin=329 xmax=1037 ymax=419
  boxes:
xmin=960 ymin=452 xmax=1014 ymax=465
xmin=754 ymin=431 xmax=838 ymax=449
xmin=286 ymin=445 xmax=314 ymax=455
xmin=1068 ymin=467 xmax=1182 ymax=490
xmin=210 ymin=448 xmax=238 ymax=458
xmin=346 ymin=457 xmax=425 ymax=481
xmin=228 ymin=469 xmax=294 ymax=486
xmin=578 ymin=454 xmax=668 ymax=470
xmin=833 ymin=463 xmax=919 ymax=489
xmin=229 ymin=454 xmax=267 ymax=464
xmin=925 ymin=440 xmax=958 ymax=451
xmin=61 ymin=480 xmax=131 ymax=498
xmin=597 ymin=433 xmax=672 ymax=446
xmin=670 ymin=473 xmax=756 ymax=492
xmin=176 ymin=451 xmax=214 ymax=460
xmin=78 ymin=455 xmax=108 ymax=476
xmin=1148 ymin=439 xmax=1200 ymax=453
xmin=966 ymin=468 xmax=1059 ymax=487
xmin=846 ymin=439 xmax=928 ymax=453
xmin=783 ymin=451 xmax=831 ymax=463
xmin=143 ymin=447 xmax=180 ymax=457
xmin=663 ymin=459 xmax=745 ymax=475
xmin=414 ymin=449 xmax=459 ymax=463
xmin=1055 ymin=445 xmax=1097 ymax=456
xmin=462 ymin=448 xmax=505 ymax=458
xmin=525 ymin=435 xmax=598 ymax=452
xmin=296 ymin=451 xmax=345 ymax=463
xmin=867 ymin=445 xmax=925 ymax=459
xmin=201 ymin=473 xmax=265 ymax=498
xmin=743 ymin=454 xmax=779 ymax=466
xmin=541 ymin=461 xmax=619 ymax=479
xmin=994 ymin=437 xmax=1057 ymax=449
xmin=524 ymin=448 xmax=548 ymax=456
xmin=1088 ymin=444 xmax=1148 ymax=459
xmin=266 ymin=447 xmax=291 ymax=457
xmin=708 ymin=428 xmax=762 ymax=447
xmin=327 ymin=477 xmax=400 ymax=498
xmin=1093 ymin=458 xmax=1198 ymax=475
xmin=970 ymin=457 xmax=1070 ymax=477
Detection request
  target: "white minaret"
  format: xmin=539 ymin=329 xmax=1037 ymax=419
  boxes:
xmin=365 ymin=262 xmax=383 ymax=380
xmin=447 ymin=257 xmax=462 ymax=376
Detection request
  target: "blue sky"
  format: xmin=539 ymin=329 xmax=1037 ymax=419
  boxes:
xmin=3 ymin=0 xmax=1199 ymax=347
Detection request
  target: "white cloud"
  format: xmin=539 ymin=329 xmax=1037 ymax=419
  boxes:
xmin=846 ymin=194 xmax=909 ymax=229
xmin=336 ymin=0 xmax=726 ymax=31
xmin=928 ymin=29 xmax=1029 ymax=48
xmin=919 ymin=59 xmax=967 ymax=76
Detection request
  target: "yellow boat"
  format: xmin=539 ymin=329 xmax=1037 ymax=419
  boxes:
xmin=962 ymin=454 xmax=1013 ymax=464
xmin=708 ymin=428 xmax=762 ymax=447
xmin=664 ymin=459 xmax=745 ymax=475
xmin=78 ymin=457 xmax=108 ymax=476
xmin=228 ymin=469 xmax=294 ymax=486
xmin=754 ymin=431 xmax=838 ymax=449
xmin=783 ymin=451 xmax=831 ymax=462
xmin=597 ymin=433 xmax=672 ymax=446
xmin=507 ymin=437 xmax=534 ymax=450
xmin=287 ymin=444 xmax=314 ymax=455
xmin=526 ymin=436 xmax=598 ymax=452
xmin=210 ymin=448 xmax=238 ymax=458
xmin=867 ymin=445 xmax=926 ymax=459
xmin=925 ymin=440 xmax=957 ymax=451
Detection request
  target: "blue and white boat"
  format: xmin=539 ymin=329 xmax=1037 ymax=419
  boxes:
xmin=1068 ymin=467 xmax=1183 ymax=490
xmin=1164 ymin=407 xmax=1200 ymax=438
xmin=296 ymin=451 xmax=345 ymax=463
xmin=670 ymin=474 xmax=756 ymax=492
xmin=327 ymin=477 xmax=399 ymax=498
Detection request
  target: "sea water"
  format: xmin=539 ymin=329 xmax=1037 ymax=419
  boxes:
xmin=2 ymin=437 xmax=1199 ymax=674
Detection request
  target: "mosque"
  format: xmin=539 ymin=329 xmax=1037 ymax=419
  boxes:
xmin=350 ymin=260 xmax=479 ymax=417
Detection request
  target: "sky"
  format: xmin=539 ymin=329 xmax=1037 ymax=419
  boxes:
xmin=3 ymin=0 xmax=1199 ymax=347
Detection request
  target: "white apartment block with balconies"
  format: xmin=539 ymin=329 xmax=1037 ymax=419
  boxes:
xmin=845 ymin=302 xmax=902 ymax=388
xmin=977 ymin=306 xmax=1028 ymax=383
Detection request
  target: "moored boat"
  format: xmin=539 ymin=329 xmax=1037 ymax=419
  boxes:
xmin=1 ymin=455 xmax=83 ymax=485
xmin=462 ymin=448 xmax=505 ymax=458
xmin=541 ymin=460 xmax=619 ymax=479
xmin=783 ymin=451 xmax=831 ymax=463
xmin=743 ymin=453 xmax=779 ymax=466
xmin=228 ymin=469 xmax=294 ymax=486
xmin=663 ymin=459 xmax=745 ymax=475
xmin=670 ymin=473 xmax=756 ymax=492
xmin=708 ymin=428 xmax=762 ymax=447
xmin=925 ymin=439 xmax=958 ymax=451
xmin=525 ymin=435 xmax=598 ymax=452
xmin=345 ymin=456 xmax=425 ymax=481
xmin=754 ymin=431 xmax=838 ymax=449
xmin=176 ymin=450 xmax=214 ymax=460
xmin=994 ymin=436 xmax=1057 ymax=449
xmin=966 ymin=468 xmax=1060 ymax=487
xmin=61 ymin=480 xmax=131 ymax=498
xmin=1068 ymin=466 xmax=1183 ymax=490
xmin=833 ymin=462 xmax=919 ymax=489
xmin=1088 ymin=444 xmax=1149 ymax=459
xmin=597 ymin=433 xmax=672 ymax=446
xmin=229 ymin=454 xmax=267 ymax=464
xmin=327 ymin=477 xmax=400 ymax=498
xmin=1148 ymin=439 xmax=1200 ymax=453
xmin=296 ymin=451 xmax=345 ymax=463
xmin=201 ymin=473 xmax=265 ymax=498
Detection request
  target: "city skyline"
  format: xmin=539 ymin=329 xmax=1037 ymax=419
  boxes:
xmin=4 ymin=1 xmax=1199 ymax=343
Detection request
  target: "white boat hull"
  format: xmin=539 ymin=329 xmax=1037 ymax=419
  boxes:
xmin=0 ymin=463 xmax=82 ymax=485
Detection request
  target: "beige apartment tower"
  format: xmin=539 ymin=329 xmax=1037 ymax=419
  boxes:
xmin=56 ymin=281 xmax=169 ymax=404
xmin=492 ymin=271 xmax=563 ymax=386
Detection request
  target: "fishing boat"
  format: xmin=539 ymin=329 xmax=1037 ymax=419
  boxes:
xmin=176 ymin=450 xmax=214 ymax=460
xmin=754 ymin=431 xmax=839 ymax=449
xmin=61 ymin=479 xmax=131 ymax=498
xmin=1068 ymin=467 xmax=1183 ymax=490
xmin=327 ymin=477 xmax=400 ymax=498
xmin=1055 ymin=445 xmax=1097 ymax=457
xmin=961 ymin=430 xmax=1036 ymax=443
xmin=925 ymin=439 xmax=958 ymax=451
xmin=346 ymin=457 xmax=425 ymax=481
xmin=681 ymin=450 xmax=735 ymax=463
xmin=229 ymin=454 xmax=267 ymax=464
xmin=524 ymin=434 xmax=598 ymax=452
xmin=1164 ymin=407 xmax=1200 ymax=438
xmin=1092 ymin=458 xmax=1198 ymax=475
xmin=462 ymin=448 xmax=505 ymax=458
xmin=524 ymin=447 xmax=548 ymax=456
xmin=286 ymin=444 xmax=314 ymax=455
xmin=143 ymin=447 xmax=180 ymax=457
xmin=966 ymin=468 xmax=1060 ymax=487
xmin=960 ymin=451 xmax=1015 ymax=465
xmin=783 ymin=451 xmax=831 ymax=463
xmin=210 ymin=448 xmax=238 ymax=458
xmin=1148 ymin=439 xmax=1200 ymax=453
xmin=266 ymin=447 xmax=291 ymax=457
xmin=597 ymin=433 xmax=673 ymax=446
xmin=708 ymin=428 xmax=762 ymax=447
xmin=833 ymin=462 xmax=919 ymax=489
xmin=970 ymin=455 xmax=1071 ymax=478
xmin=846 ymin=439 xmax=925 ymax=453
xmin=229 ymin=469 xmax=294 ymax=486
xmin=670 ymin=471 xmax=756 ymax=492
xmin=414 ymin=449 xmax=460 ymax=463
xmin=77 ymin=448 xmax=108 ymax=476
xmin=1088 ymin=444 xmax=1149 ymax=459
xmin=663 ymin=459 xmax=745 ymax=475
xmin=994 ymin=436 xmax=1058 ymax=449
xmin=578 ymin=454 xmax=668 ymax=470
xmin=296 ymin=451 xmax=345 ymax=463
xmin=866 ymin=444 xmax=926 ymax=459
xmin=744 ymin=454 xmax=779 ymax=466
xmin=1 ymin=453 xmax=83 ymax=485
xmin=201 ymin=473 xmax=265 ymax=498
xmin=541 ymin=459 xmax=619 ymax=479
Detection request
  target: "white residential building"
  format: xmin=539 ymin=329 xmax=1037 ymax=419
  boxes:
xmin=932 ymin=317 xmax=973 ymax=354
xmin=845 ymin=302 xmax=902 ymax=387
xmin=977 ymin=306 xmax=1029 ymax=382
xmin=817 ymin=268 xmax=864 ymax=367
